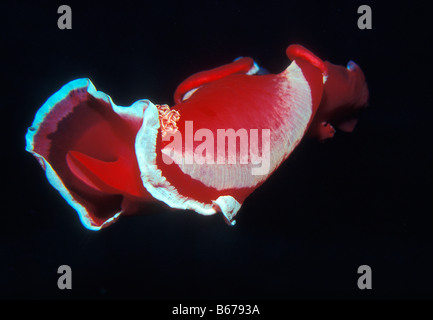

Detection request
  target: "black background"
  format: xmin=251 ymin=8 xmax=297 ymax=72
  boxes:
xmin=1 ymin=0 xmax=432 ymax=299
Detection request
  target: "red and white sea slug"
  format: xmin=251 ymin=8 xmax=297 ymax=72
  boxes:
xmin=25 ymin=44 xmax=368 ymax=230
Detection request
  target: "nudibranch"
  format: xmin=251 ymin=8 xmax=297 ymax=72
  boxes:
xmin=26 ymin=44 xmax=368 ymax=230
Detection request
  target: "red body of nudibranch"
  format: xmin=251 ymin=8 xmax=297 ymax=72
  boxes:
xmin=25 ymin=44 xmax=368 ymax=229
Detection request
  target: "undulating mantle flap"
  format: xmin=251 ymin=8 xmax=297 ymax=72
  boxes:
xmin=25 ymin=44 xmax=369 ymax=230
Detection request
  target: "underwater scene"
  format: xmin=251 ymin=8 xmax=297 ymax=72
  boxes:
xmin=1 ymin=0 xmax=433 ymax=305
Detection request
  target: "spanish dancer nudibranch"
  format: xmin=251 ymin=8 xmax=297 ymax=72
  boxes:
xmin=25 ymin=44 xmax=368 ymax=230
